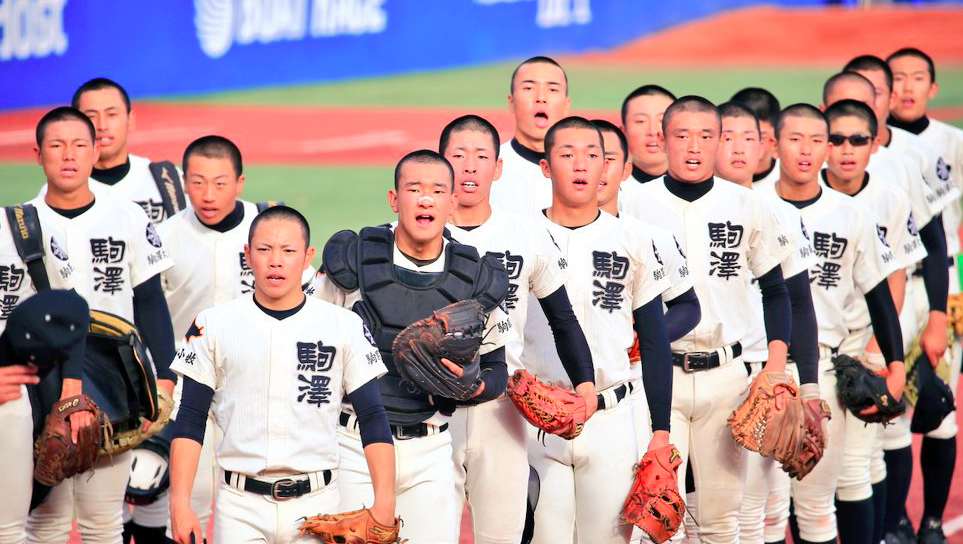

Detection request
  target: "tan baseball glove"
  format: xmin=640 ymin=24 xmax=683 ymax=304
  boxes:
xmin=728 ymin=371 xmax=806 ymax=466
xmin=298 ymin=508 xmax=404 ymax=544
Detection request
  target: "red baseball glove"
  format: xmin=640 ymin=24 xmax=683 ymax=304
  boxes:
xmin=782 ymin=397 xmax=831 ymax=480
xmin=298 ymin=508 xmax=404 ymax=544
xmin=34 ymin=394 xmax=108 ymax=487
xmin=621 ymin=444 xmax=686 ymax=544
xmin=506 ymin=369 xmax=587 ymax=440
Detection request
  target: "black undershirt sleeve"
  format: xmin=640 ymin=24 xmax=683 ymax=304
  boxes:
xmin=919 ymin=215 xmax=949 ymax=313
xmin=473 ymin=346 xmax=508 ymax=403
xmin=757 ymin=265 xmax=791 ymax=345
xmin=785 ymin=271 xmax=819 ymax=384
xmin=171 ymin=376 xmax=214 ymax=444
xmin=864 ymin=281 xmax=904 ymax=364
xmin=664 ymin=287 xmax=701 ymax=342
xmin=133 ymin=274 xmax=176 ymax=380
xmin=537 ymin=286 xmax=595 ymax=385
xmin=633 ymin=295 xmax=672 ymax=432
xmin=61 ymin=335 xmax=85 ymax=381
xmin=346 ymin=379 xmax=392 ymax=447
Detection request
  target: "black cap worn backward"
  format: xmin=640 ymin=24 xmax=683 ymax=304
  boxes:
xmin=0 ymin=289 xmax=89 ymax=372
xmin=910 ymin=353 xmax=956 ymax=435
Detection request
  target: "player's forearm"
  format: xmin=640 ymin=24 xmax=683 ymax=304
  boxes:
xmin=785 ymin=271 xmax=818 ymax=384
xmin=473 ymin=347 xmax=508 ymax=402
xmin=346 ymin=380 xmax=393 ymax=446
xmin=170 ymin=377 xmax=214 ymax=444
xmin=133 ymin=274 xmax=177 ymax=380
xmin=61 ymin=341 xmax=85 ymax=381
xmin=169 ymin=437 xmax=202 ymax=510
xmin=633 ymin=296 xmax=672 ymax=432
xmin=536 ymin=286 xmax=595 ymax=385
xmin=887 ymin=269 xmax=907 ymax=315
xmin=362 ymin=442 xmax=396 ymax=515
xmin=919 ymin=215 xmax=949 ymax=313
xmin=663 ymin=287 xmax=701 ymax=342
xmin=758 ymin=266 xmax=791 ymax=348
xmin=864 ymin=280 xmax=905 ymax=365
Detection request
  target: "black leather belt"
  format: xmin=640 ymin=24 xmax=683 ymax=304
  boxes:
xmin=672 ymin=342 xmax=742 ymax=372
xmin=339 ymin=411 xmax=448 ymax=440
xmin=223 ymin=470 xmax=331 ymax=500
xmin=597 ymin=382 xmax=633 ymax=410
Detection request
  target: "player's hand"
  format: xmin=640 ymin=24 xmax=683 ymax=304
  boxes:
xmin=171 ymin=503 xmax=203 ymax=544
xmin=0 ymin=365 xmax=39 ymax=405
xmin=158 ymin=379 xmax=176 ymax=397
xmin=575 ymin=381 xmax=598 ymax=420
xmin=920 ymin=311 xmax=948 ymax=368
xmin=647 ymin=430 xmax=670 ymax=452
xmin=859 ymin=361 xmax=905 ymax=417
xmin=440 ymin=358 xmax=486 ymax=398
xmin=58 ymin=377 xmax=94 ymax=442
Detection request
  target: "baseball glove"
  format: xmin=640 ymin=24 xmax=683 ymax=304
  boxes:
xmin=904 ymin=327 xmax=953 ymax=406
xmin=101 ymin=386 xmax=174 ymax=457
xmin=832 ymin=354 xmax=905 ymax=424
xmin=34 ymin=394 xmax=109 ymax=487
xmin=298 ymin=508 xmax=404 ymax=544
xmin=948 ymin=293 xmax=963 ymax=337
xmin=782 ymin=397 xmax=831 ymax=480
xmin=507 ymin=369 xmax=587 ymax=440
xmin=621 ymin=444 xmax=686 ymax=544
xmin=727 ymin=371 xmax=806 ymax=466
xmin=391 ymin=300 xmax=485 ymax=401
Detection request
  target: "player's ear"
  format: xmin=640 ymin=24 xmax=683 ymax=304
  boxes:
xmin=234 ymin=174 xmax=246 ymax=196
xmin=818 ymin=103 xmax=827 ymax=112
xmin=621 ymin=160 xmax=633 ymax=182
xmin=387 ymin=189 xmax=399 ymax=213
xmin=657 ymin=131 xmax=665 ymax=152
xmin=128 ymin=110 xmax=136 ymax=133
xmin=34 ymin=144 xmax=42 ymax=165
xmin=563 ymin=96 xmax=571 ymax=116
xmin=539 ymin=157 xmax=552 ymax=179
xmin=507 ymin=92 xmax=515 ymax=114
xmin=92 ymin=139 xmax=101 ymax=164
xmin=871 ymin=136 xmax=880 ymax=154
xmin=492 ymin=157 xmax=503 ymax=182
xmin=243 ymin=244 xmax=251 ymax=267
xmin=303 ymin=245 xmax=316 ymax=269
xmin=929 ymin=81 xmax=940 ymax=100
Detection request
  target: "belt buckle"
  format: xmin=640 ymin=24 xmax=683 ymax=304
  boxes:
xmin=683 ymin=353 xmax=707 ymax=372
xmin=393 ymin=425 xmax=419 ymax=441
xmin=271 ymin=478 xmax=297 ymax=500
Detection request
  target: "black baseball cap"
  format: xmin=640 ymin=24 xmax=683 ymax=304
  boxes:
xmin=0 ymin=290 xmax=89 ymax=373
xmin=910 ymin=355 xmax=956 ymax=434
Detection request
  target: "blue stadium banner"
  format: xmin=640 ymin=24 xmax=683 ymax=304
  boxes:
xmin=0 ymin=0 xmax=817 ymax=110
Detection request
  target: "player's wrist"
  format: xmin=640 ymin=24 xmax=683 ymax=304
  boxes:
xmin=799 ymin=382 xmax=820 ymax=399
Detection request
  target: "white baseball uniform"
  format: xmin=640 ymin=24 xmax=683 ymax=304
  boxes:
xmin=751 ymin=158 xmax=781 ymax=191
xmin=170 ymin=295 xmax=386 ymax=544
xmin=309 ymin=231 xmax=515 ymax=544
xmin=446 ymin=206 xmax=567 ymax=544
xmin=489 ymin=140 xmax=551 ymax=215
xmin=25 ymin=193 xmax=173 ymax=544
xmin=622 ymin=176 xmax=795 ymax=544
xmin=524 ymin=210 xmax=669 ymax=544
xmin=756 ymin=183 xmax=897 ymax=542
xmin=0 ymin=212 xmax=75 ymax=544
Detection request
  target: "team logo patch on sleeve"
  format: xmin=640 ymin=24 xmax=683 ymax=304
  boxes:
xmin=49 ymin=237 xmax=68 ymax=261
xmin=937 ymin=157 xmax=951 ymax=181
xmin=185 ymin=318 xmax=204 ymax=343
xmin=146 ymin=223 xmax=163 ymax=248
xmin=362 ymin=323 xmax=377 ymax=347
xmin=907 ymin=213 xmax=919 ymax=236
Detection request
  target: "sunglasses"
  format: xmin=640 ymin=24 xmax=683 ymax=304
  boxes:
xmin=828 ymin=134 xmax=873 ymax=147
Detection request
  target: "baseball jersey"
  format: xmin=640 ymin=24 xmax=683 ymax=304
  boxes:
xmin=742 ymin=193 xmax=818 ymax=363
xmin=446 ymin=206 xmax=567 ymax=374
xmin=622 ymin=177 xmax=795 ymax=353
xmin=0 ymin=212 xmax=75 ymax=326
xmin=887 ymin=126 xmax=958 ymax=218
xmin=170 ymin=295 xmax=387 ymax=475
xmin=752 ymin=158 xmax=781 ymax=191
xmin=613 ymin=197 xmax=693 ymax=303
xmin=759 ymin=184 xmax=898 ymax=347
xmin=917 ymin=118 xmax=963 ymax=256
xmin=38 ymin=155 xmax=185 ymax=224
xmin=867 ymin=146 xmax=940 ymax=230
xmin=523 ymin=211 xmax=669 ymax=390
xmin=489 ymin=140 xmax=551 ymax=215
xmin=27 ymin=194 xmax=173 ymax=322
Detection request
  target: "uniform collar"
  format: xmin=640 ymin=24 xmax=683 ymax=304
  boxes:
xmin=663 ymin=174 xmax=713 ymax=202
xmin=631 ymin=165 xmax=663 ymax=184
xmin=91 ymin=157 xmax=131 ymax=186
xmin=511 ymin=138 xmax=544 ymax=166
xmin=752 ymin=157 xmax=777 ymax=183
xmin=887 ymin=115 xmax=930 ymax=135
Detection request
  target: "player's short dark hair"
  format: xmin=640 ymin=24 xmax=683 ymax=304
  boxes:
xmin=887 ymin=47 xmax=936 ymax=82
xmin=620 ymin=84 xmax=677 ymax=124
xmin=438 ymin=115 xmax=500 ymax=159
xmin=394 ymin=150 xmax=454 ymax=190
xmin=825 ymin=99 xmax=879 ymax=138
xmin=35 ymin=106 xmax=96 ymax=146
xmin=510 ymin=56 xmax=568 ymax=96
xmin=775 ymin=103 xmax=828 ymax=139
xmin=823 ymin=72 xmax=876 ymax=106
xmin=844 ymin=55 xmax=894 ymax=91
xmin=718 ymin=101 xmax=761 ymax=133
xmin=730 ymin=87 xmax=781 ymax=127
xmin=544 ymin=116 xmax=604 ymax=160
xmin=248 ymin=205 xmax=310 ymax=246
xmin=662 ymin=96 xmax=720 ymax=133
xmin=590 ymin=119 xmax=628 ymax=161
xmin=71 ymin=77 xmax=131 ymax=113
xmin=183 ymin=135 xmax=243 ymax=177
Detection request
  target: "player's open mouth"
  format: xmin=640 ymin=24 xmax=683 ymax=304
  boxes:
xmin=840 ymin=160 xmax=857 ymax=170
xmin=534 ymin=111 xmax=550 ymax=128
xmin=199 ymin=207 xmax=220 ymax=219
xmin=416 ymin=214 xmax=435 ymax=225
xmin=97 ymin=136 xmax=113 ymax=146
xmin=572 ymin=178 xmax=588 ymax=187
xmin=598 ymin=179 xmax=608 ymax=187
xmin=731 ymin=159 xmax=746 ymax=168
xmin=900 ymin=98 xmax=915 ymax=108
xmin=60 ymin=167 xmax=78 ymax=176
xmin=684 ymin=159 xmax=701 ymax=170
xmin=797 ymin=160 xmax=813 ymax=171
xmin=265 ymin=274 xmax=285 ymax=285
xmin=460 ymin=180 xmax=478 ymax=192
xmin=645 ymin=142 xmax=661 ymax=153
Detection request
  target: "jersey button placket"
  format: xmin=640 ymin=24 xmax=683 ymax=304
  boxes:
xmin=266 ymin=321 xmax=285 ymax=469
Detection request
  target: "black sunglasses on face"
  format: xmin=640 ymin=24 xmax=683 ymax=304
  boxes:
xmin=828 ymin=134 xmax=873 ymax=147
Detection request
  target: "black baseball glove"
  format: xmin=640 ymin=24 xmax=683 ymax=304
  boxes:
xmin=832 ymin=354 xmax=905 ymax=424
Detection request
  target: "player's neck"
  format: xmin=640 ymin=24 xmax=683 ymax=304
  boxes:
xmin=879 ymin=125 xmax=893 ymax=147
xmin=546 ymin=201 xmax=599 ymax=228
xmin=451 ymin=201 xmax=492 ymax=228
xmin=753 ymin=155 xmax=774 ymax=175
xmin=513 ymin=133 xmax=545 ymax=154
xmin=718 ymin=174 xmax=752 ymax=189
xmin=44 ymin=185 xmax=95 ymax=210
xmin=632 ymin=160 xmax=666 ymax=178
xmin=823 ymin=169 xmax=866 ymax=196
xmin=775 ymin=176 xmax=820 ymax=201
xmin=95 ymin=150 xmax=129 ymax=170
xmin=394 ymin=228 xmax=443 ymax=261
xmin=599 ymin=197 xmax=618 ymax=216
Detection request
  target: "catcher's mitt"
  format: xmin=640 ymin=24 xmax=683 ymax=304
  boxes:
xmin=832 ymin=354 xmax=905 ymax=424
xmin=506 ymin=369 xmax=587 ymax=439
xmin=34 ymin=394 xmax=109 ymax=486
xmin=101 ymin=386 xmax=174 ymax=457
xmin=299 ymin=508 xmax=404 ymax=544
xmin=621 ymin=444 xmax=686 ymax=544
xmin=391 ymin=300 xmax=485 ymax=401
xmin=727 ymin=371 xmax=806 ymax=466
xmin=782 ymin=397 xmax=831 ymax=480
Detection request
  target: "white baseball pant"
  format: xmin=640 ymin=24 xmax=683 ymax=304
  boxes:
xmin=0 ymin=391 xmax=33 ymax=544
xmin=836 ymin=327 xmax=879 ymax=503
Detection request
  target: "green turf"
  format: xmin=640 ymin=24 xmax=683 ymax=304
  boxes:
xmin=0 ymin=162 xmax=394 ymax=264
xmin=162 ymin=60 xmax=963 ymax=124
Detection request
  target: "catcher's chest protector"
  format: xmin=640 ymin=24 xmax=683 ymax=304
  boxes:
xmin=323 ymin=226 xmax=506 ymax=426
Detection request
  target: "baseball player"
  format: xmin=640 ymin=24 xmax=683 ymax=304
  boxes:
xmin=525 ymin=116 xmax=672 ymax=544
xmin=757 ymin=104 xmax=905 ymax=544
xmin=168 ymin=205 xmax=396 ymax=544
xmin=439 ymin=114 xmax=598 ymax=544
xmin=730 ymin=88 xmax=782 ymax=188
xmin=309 ymin=150 xmax=515 ymax=543
xmin=620 ymin=85 xmax=676 ymax=185
xmin=23 ymin=107 xmax=177 ymax=544
xmin=489 ymin=56 xmax=571 ymax=215
xmin=887 ymin=47 xmax=963 ymax=544
xmin=621 ymin=96 xmax=796 ymax=544
xmin=713 ymin=101 xmax=821 ymax=544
